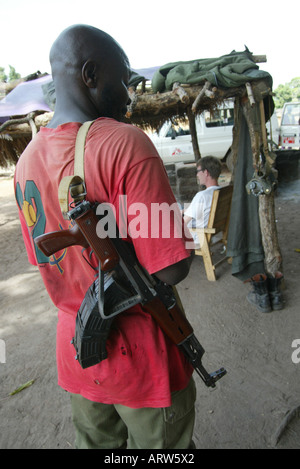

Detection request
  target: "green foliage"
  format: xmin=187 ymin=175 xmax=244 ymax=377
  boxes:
xmin=274 ymin=77 xmax=300 ymax=108
xmin=8 ymin=65 xmax=21 ymax=81
xmin=290 ymin=77 xmax=300 ymax=100
xmin=0 ymin=67 xmax=7 ymax=82
xmin=0 ymin=65 xmax=21 ymax=82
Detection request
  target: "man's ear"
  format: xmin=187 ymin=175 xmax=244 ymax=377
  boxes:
xmin=82 ymin=60 xmax=97 ymax=88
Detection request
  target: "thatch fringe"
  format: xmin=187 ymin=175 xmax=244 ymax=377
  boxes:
xmin=0 ymin=134 xmax=31 ymax=167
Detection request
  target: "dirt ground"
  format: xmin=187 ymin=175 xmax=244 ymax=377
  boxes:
xmin=0 ymin=164 xmax=300 ymax=450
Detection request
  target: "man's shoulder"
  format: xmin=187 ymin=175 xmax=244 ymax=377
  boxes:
xmin=200 ymin=185 xmax=220 ymax=197
xmin=87 ymin=118 xmax=160 ymax=171
xmin=91 ymin=118 xmax=156 ymax=153
xmin=191 ymin=185 xmax=219 ymax=203
xmin=192 ymin=189 xmax=206 ymax=202
xmin=92 ymin=118 xmax=145 ymax=138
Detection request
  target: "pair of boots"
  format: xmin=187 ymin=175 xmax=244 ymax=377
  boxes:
xmin=245 ymin=272 xmax=284 ymax=313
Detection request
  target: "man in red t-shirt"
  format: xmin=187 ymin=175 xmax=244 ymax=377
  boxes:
xmin=14 ymin=25 xmax=195 ymax=449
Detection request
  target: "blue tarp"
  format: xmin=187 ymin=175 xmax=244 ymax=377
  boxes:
xmin=0 ymin=68 xmax=154 ymax=122
xmin=0 ymin=75 xmax=53 ymax=122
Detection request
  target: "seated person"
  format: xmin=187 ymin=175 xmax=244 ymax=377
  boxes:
xmin=183 ymin=156 xmax=222 ymax=246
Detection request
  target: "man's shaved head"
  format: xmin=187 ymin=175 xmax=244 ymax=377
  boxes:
xmin=48 ymin=24 xmax=131 ymax=125
xmin=50 ymin=24 xmax=129 ymax=78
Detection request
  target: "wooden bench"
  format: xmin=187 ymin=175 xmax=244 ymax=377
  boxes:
xmin=191 ymin=185 xmax=233 ymax=281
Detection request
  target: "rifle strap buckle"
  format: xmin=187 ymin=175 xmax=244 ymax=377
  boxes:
xmin=58 ymin=120 xmax=95 ymax=218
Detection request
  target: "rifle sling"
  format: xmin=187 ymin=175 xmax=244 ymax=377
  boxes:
xmin=58 ymin=120 xmax=95 ymax=217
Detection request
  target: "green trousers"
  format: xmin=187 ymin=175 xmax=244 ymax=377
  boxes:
xmin=70 ymin=377 xmax=196 ymax=449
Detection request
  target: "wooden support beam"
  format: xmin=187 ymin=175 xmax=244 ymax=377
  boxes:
xmin=241 ymin=97 xmax=283 ymax=275
xmin=259 ymin=193 xmax=283 ymax=275
xmin=187 ymin=106 xmax=201 ymax=160
xmin=172 ymin=82 xmax=190 ymax=104
xmin=246 ymin=82 xmax=256 ymax=107
xmin=192 ymin=81 xmax=212 ymax=113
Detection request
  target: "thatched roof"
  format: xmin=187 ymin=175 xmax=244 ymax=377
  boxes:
xmin=0 ymin=50 xmax=273 ymax=166
xmin=126 ymin=82 xmax=247 ymax=129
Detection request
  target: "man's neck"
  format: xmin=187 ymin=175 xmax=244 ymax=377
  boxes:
xmin=205 ymin=178 xmax=219 ymax=188
xmin=47 ymin=106 xmax=98 ymax=128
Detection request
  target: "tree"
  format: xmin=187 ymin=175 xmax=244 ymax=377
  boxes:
xmin=0 ymin=67 xmax=7 ymax=82
xmin=8 ymin=65 xmax=21 ymax=82
xmin=289 ymin=77 xmax=300 ymax=100
xmin=274 ymin=77 xmax=300 ymax=108
xmin=0 ymin=65 xmax=21 ymax=82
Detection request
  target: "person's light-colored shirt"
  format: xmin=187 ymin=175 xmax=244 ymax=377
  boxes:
xmin=185 ymin=186 xmax=220 ymax=245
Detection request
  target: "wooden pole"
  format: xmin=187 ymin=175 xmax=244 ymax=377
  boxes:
xmin=241 ymin=96 xmax=283 ymax=275
xmin=258 ymin=193 xmax=282 ymax=275
xmin=192 ymin=81 xmax=212 ymax=113
xmin=172 ymin=82 xmax=190 ymax=104
xmin=187 ymin=106 xmax=201 ymax=161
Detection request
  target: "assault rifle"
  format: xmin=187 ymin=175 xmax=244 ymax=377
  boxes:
xmin=34 ymin=200 xmax=226 ymax=388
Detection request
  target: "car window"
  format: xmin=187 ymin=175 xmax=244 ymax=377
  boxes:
xmin=282 ymin=104 xmax=300 ymax=125
xmin=166 ymin=123 xmax=191 ymax=138
xmin=204 ymin=108 xmax=234 ymax=128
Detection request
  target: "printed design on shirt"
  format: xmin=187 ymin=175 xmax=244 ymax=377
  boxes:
xmin=48 ymin=223 xmax=67 ymax=274
xmin=15 ymin=180 xmax=49 ymax=264
xmin=16 ymin=181 xmax=70 ymax=273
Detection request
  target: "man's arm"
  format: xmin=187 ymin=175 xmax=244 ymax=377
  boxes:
xmin=183 ymin=214 xmax=193 ymax=226
xmin=154 ymin=252 xmax=194 ymax=285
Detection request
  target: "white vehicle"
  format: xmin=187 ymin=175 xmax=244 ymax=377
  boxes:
xmin=278 ymin=102 xmax=300 ymax=150
xmin=149 ymin=100 xmax=279 ymax=165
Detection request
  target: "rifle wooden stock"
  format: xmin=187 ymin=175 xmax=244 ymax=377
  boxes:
xmin=35 ymin=224 xmax=88 ymax=257
xmin=74 ymin=206 xmax=119 ymax=272
xmin=34 ymin=206 xmax=120 ymax=272
xmin=144 ymin=297 xmax=193 ymax=345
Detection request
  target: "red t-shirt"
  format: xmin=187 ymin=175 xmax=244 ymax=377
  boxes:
xmin=14 ymin=118 xmax=193 ymax=408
